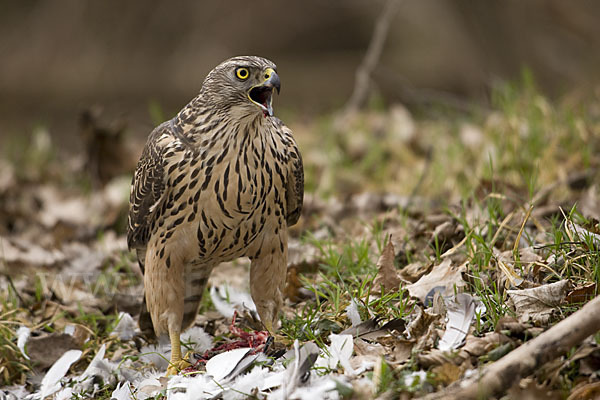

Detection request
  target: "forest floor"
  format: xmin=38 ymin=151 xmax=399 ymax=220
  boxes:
xmin=2 ymin=77 xmax=600 ymax=399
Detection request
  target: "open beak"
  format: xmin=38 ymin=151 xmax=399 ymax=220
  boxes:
xmin=249 ymin=68 xmax=280 ymax=117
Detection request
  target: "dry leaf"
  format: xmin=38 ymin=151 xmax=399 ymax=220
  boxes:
xmin=419 ymin=331 xmax=511 ymax=368
xmin=567 ymin=381 xmax=600 ymax=400
xmin=399 ymin=262 xmax=429 ymax=283
xmin=27 ymin=333 xmax=81 ymax=370
xmin=373 ymin=238 xmax=402 ymax=293
xmin=352 ymin=338 xmax=385 ymax=369
xmin=354 ymin=338 xmax=385 ymax=358
xmin=377 ymin=336 xmax=415 ymax=364
xmin=416 ymin=349 xmax=456 ymax=367
xmin=495 ymin=247 xmax=542 ymax=288
xmin=507 ymin=280 xmax=570 ymax=324
xmin=460 ymin=332 xmax=510 ymax=358
xmin=407 ymin=306 xmax=440 ymax=340
xmin=579 ymin=348 xmax=600 ymax=375
xmin=430 ymin=221 xmax=457 ymax=246
xmin=507 ymin=378 xmax=563 ymax=400
xmin=388 ymin=103 xmax=416 ymax=142
xmin=495 ymin=316 xmax=527 ymax=336
xmin=0 ymin=236 xmax=65 ymax=268
xmin=565 ymin=283 xmax=596 ymax=305
xmin=390 ymin=339 xmax=414 ymax=364
xmin=37 ymin=186 xmax=92 ymax=228
xmin=431 ymin=362 xmax=462 ymax=385
xmin=406 ymin=259 xmax=467 ymax=303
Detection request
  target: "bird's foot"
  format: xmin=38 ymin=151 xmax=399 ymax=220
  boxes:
xmin=166 ymin=352 xmax=192 ymax=376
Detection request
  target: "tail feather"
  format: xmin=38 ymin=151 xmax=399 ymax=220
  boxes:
xmin=135 ymin=248 xmax=156 ymax=340
xmin=139 ymin=293 xmax=156 ymax=341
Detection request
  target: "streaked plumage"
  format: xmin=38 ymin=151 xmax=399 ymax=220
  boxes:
xmin=127 ymin=56 xmax=303 ymax=374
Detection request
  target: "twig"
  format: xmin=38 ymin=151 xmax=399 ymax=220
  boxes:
xmin=513 ymin=204 xmax=533 ymax=254
xmin=489 ymin=209 xmax=516 ymax=249
xmin=344 ymin=0 xmax=402 ymax=114
xmin=423 ymin=294 xmax=600 ymax=399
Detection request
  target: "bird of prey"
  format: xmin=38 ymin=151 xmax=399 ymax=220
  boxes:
xmin=127 ymin=56 xmax=303 ymax=374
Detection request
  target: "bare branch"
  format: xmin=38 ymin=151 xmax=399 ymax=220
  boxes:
xmin=423 ymin=295 xmax=600 ymax=399
xmin=344 ymin=0 xmax=402 ymax=114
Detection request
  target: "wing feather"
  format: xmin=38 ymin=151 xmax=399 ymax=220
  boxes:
xmin=127 ymin=122 xmax=171 ymax=250
xmin=281 ymin=124 xmax=304 ymax=226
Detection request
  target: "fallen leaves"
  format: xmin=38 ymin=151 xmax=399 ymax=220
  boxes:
xmin=26 ymin=333 xmax=82 ymax=370
xmin=431 ymin=363 xmax=462 ymax=386
xmin=567 ymin=382 xmax=600 ymax=400
xmin=406 ymin=259 xmax=467 ymax=304
xmin=508 ymin=280 xmax=570 ymax=324
xmin=2 ymin=103 xmax=600 ymax=399
xmin=565 ymin=282 xmax=597 ymax=305
xmin=373 ymin=238 xmax=403 ymax=293
xmin=0 ymin=236 xmax=64 ymax=268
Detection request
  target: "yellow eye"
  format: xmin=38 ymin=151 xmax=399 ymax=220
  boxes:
xmin=235 ymin=67 xmax=249 ymax=80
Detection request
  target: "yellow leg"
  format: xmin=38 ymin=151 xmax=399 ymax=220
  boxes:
xmin=166 ymin=329 xmax=191 ymax=376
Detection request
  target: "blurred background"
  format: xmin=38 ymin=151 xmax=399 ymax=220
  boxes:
xmin=4 ymin=2 xmax=600 ymax=395
xmin=2 ymin=0 xmax=600 ymax=151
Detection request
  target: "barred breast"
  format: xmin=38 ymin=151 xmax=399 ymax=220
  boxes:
xmin=148 ymin=115 xmax=291 ymax=270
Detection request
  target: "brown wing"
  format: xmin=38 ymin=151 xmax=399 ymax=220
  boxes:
xmin=127 ymin=122 xmax=170 ymax=251
xmin=128 ymin=122 xmax=175 ymax=338
xmin=281 ymin=124 xmax=304 ymax=226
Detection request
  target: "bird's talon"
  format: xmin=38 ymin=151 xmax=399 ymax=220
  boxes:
xmin=166 ymin=353 xmax=192 ymax=376
xmin=166 ymin=359 xmax=192 ymax=376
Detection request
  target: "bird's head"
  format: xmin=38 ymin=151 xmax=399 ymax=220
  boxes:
xmin=201 ymin=56 xmax=281 ymax=118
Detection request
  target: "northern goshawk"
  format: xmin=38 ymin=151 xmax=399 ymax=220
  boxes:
xmin=127 ymin=56 xmax=303 ymax=374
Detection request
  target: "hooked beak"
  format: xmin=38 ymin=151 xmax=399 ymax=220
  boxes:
xmin=248 ymin=68 xmax=280 ymax=117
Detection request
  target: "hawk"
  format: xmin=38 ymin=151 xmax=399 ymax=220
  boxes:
xmin=127 ymin=56 xmax=303 ymax=374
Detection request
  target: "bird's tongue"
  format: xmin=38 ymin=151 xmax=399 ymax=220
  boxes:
xmin=251 ymin=87 xmax=271 ymax=104
xmin=250 ymin=86 xmax=273 ymax=116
